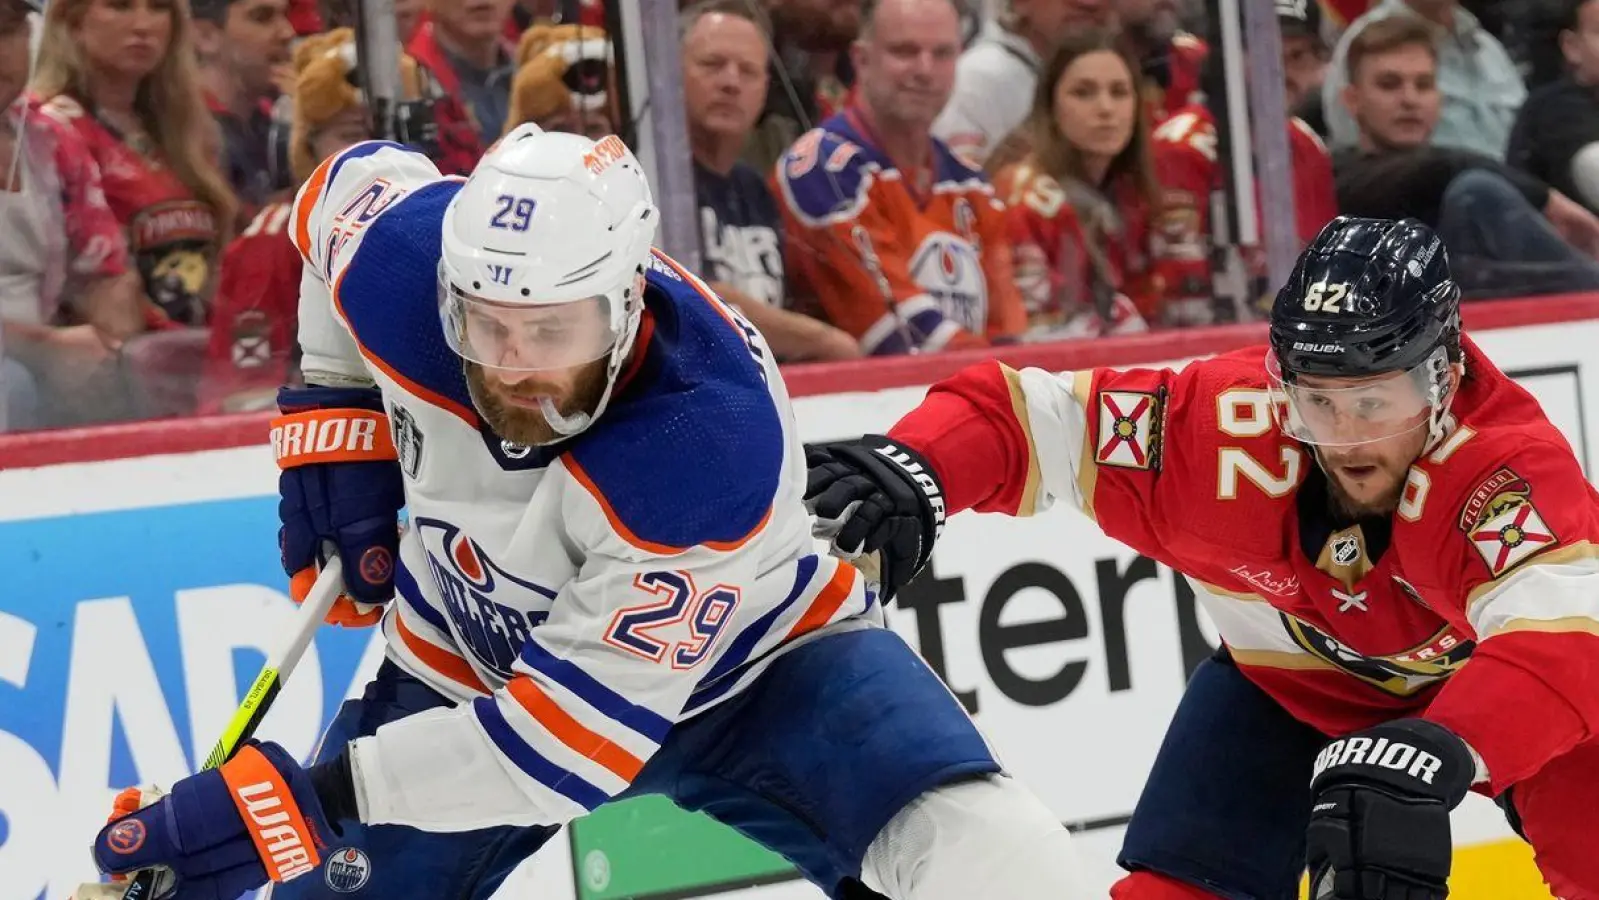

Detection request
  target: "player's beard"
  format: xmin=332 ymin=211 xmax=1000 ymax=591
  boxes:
xmin=464 ymin=359 xmax=611 ymax=447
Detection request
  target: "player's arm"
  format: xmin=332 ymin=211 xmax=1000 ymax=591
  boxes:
xmin=774 ymin=129 xmax=984 ymax=355
xmin=807 ymin=357 xmax=1195 ymax=597
xmin=1419 ymin=445 xmax=1599 ymax=793
xmin=276 ymin=141 xmax=447 ymax=624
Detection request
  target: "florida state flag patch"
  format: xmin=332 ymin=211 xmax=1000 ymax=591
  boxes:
xmin=1468 ymin=500 xmax=1557 ymax=577
xmin=1096 ymin=389 xmax=1163 ymax=470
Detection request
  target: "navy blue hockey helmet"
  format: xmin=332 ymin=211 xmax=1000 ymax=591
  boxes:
xmin=1267 ymin=217 xmax=1462 ymax=446
xmin=1270 ymin=216 xmax=1461 ymax=378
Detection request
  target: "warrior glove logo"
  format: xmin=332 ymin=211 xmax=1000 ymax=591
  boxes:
xmin=873 ymin=442 xmax=948 ymax=540
xmin=1312 ymin=736 xmax=1443 ymax=786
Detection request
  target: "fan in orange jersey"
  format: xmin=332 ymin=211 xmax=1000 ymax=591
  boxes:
xmin=993 ymin=30 xmax=1163 ymax=337
xmin=809 ymin=217 xmax=1599 ymax=900
xmin=775 ymin=0 xmax=1024 ymax=355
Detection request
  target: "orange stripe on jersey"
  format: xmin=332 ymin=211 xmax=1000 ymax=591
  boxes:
xmin=270 ymin=408 xmax=397 ymax=469
xmin=328 ymin=266 xmax=481 ymax=426
xmin=782 ymin=560 xmax=858 ymax=642
xmin=564 ymin=456 xmax=774 ymax=555
xmin=395 ymin=613 xmax=490 ymax=694
xmin=506 ymin=676 xmax=645 ymax=782
xmin=293 ymin=155 xmax=337 ymax=263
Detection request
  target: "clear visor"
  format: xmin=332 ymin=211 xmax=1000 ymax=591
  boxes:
xmin=439 ymin=273 xmax=621 ymax=373
xmin=1266 ymin=347 xmax=1449 ymax=447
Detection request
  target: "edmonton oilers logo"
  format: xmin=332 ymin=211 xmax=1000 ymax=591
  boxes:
xmin=324 ymin=847 xmax=372 ymax=893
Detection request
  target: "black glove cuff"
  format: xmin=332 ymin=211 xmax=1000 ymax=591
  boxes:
xmin=1312 ymin=718 xmax=1475 ymax=810
xmin=831 ymin=435 xmax=947 ymax=547
xmin=309 ymin=750 xmax=360 ymax=833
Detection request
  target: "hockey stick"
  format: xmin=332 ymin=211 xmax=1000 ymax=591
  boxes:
xmin=74 ymin=557 xmax=348 ymax=900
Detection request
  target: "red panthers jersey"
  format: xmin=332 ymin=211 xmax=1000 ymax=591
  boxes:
xmin=774 ymin=108 xmax=1025 ymax=355
xmin=1150 ymin=104 xmax=1338 ymax=320
xmin=992 ymin=160 xmax=1161 ymax=332
xmin=891 ymin=339 xmax=1599 ymax=796
xmin=198 ymin=202 xmax=303 ymax=414
xmin=40 ymin=95 xmax=220 ymax=329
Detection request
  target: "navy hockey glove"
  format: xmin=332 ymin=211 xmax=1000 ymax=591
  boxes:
xmin=804 ymin=435 xmax=946 ymax=602
xmin=91 ymin=742 xmax=336 ymax=899
xmin=1307 ymin=719 xmax=1476 ymax=900
xmin=275 ymin=386 xmax=404 ymax=627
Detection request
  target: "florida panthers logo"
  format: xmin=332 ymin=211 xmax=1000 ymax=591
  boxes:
xmin=908 ymin=231 xmax=988 ymax=333
xmin=416 ymin=518 xmax=558 ymax=678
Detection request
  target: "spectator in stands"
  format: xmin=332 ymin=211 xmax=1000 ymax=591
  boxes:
xmin=200 ymin=28 xmax=426 ymax=414
xmin=191 ymin=0 xmax=295 ymax=223
xmin=408 ymin=0 xmax=517 ymax=161
xmin=1114 ymin=0 xmax=1207 ymax=124
xmin=1280 ymin=0 xmax=1333 ymax=135
xmin=1323 ymin=0 xmax=1525 ymax=158
xmin=993 ymin=30 xmax=1158 ymax=339
xmin=681 ymin=0 xmax=859 ymax=361
xmin=1 ymin=0 xmax=140 ymax=430
xmin=1334 ymin=16 xmax=1599 ymax=297
xmin=504 ymin=23 xmax=617 ymax=140
xmin=743 ymin=0 xmax=862 ymax=175
xmin=1149 ymin=1 xmax=1339 ymax=323
xmin=932 ymin=0 xmax=1109 ymax=168
xmin=775 ymin=0 xmax=1024 ymax=355
xmin=32 ymin=0 xmax=237 ymax=333
xmin=1508 ymin=0 xmax=1599 ymax=215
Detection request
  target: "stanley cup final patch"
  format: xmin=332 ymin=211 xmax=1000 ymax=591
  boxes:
xmin=1095 ymin=389 xmax=1164 ymax=470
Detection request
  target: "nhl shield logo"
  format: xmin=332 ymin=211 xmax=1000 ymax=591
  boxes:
xmin=324 ymin=847 xmax=372 ymax=893
xmin=1330 ymin=534 xmax=1360 ymax=567
xmin=392 ymin=405 xmax=423 ymax=479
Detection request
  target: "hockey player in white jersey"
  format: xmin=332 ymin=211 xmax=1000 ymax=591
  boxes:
xmin=85 ymin=126 xmax=1086 ymax=900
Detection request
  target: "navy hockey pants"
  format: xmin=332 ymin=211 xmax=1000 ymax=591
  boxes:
xmin=1117 ymin=650 xmax=1329 ymax=900
xmin=271 ymin=626 xmax=999 ymax=900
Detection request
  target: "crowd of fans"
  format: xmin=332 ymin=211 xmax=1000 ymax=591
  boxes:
xmin=2 ymin=0 xmax=1598 ymax=432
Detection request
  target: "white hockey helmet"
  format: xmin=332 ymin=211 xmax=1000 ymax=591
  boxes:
xmin=439 ymin=123 xmax=659 ymax=438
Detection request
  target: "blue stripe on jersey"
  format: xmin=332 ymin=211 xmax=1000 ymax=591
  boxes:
xmin=518 ymin=641 xmax=673 ymax=743
xmin=684 ymin=555 xmax=820 ymax=713
xmin=394 ymin=559 xmax=451 ymax=635
xmin=326 ymin=141 xmax=411 ymax=192
xmin=472 ymin=697 xmax=609 ymax=811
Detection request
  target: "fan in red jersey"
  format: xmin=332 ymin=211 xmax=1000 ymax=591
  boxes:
xmin=991 ymin=30 xmax=1162 ymax=337
xmin=807 ymin=216 xmax=1599 ymax=900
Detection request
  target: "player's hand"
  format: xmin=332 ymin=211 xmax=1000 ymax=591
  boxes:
xmin=1307 ymin=718 xmax=1476 ymax=900
xmin=804 ymin=435 xmax=946 ymax=602
xmin=91 ymin=741 xmax=332 ymax=899
xmin=276 ymin=385 xmax=404 ymax=627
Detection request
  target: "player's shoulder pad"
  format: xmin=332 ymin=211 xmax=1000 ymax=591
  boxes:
xmin=774 ymin=124 xmax=880 ymax=227
xmin=564 ymin=255 xmax=784 ymax=555
xmin=290 ymin=140 xmax=443 ymax=269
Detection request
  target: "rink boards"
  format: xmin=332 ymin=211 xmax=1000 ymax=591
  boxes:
xmin=2 ymin=297 xmax=1596 ymax=900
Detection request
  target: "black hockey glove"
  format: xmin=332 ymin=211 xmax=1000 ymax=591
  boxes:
xmin=804 ymin=435 xmax=946 ymax=603
xmin=1308 ymin=718 xmax=1476 ymax=900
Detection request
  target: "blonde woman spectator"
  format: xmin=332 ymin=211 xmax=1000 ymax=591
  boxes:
xmin=32 ymin=0 xmax=237 ymax=330
xmin=1 ymin=0 xmax=139 ymax=429
xmin=992 ymin=30 xmax=1164 ymax=338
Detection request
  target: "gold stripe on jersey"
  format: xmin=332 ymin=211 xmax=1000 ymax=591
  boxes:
xmin=1465 ymin=541 xmax=1599 ymax=611
xmin=1072 ymin=370 xmax=1099 ymax=522
xmin=999 ymin=365 xmax=1044 ymax=517
xmin=1491 ymin=615 xmax=1599 ymax=638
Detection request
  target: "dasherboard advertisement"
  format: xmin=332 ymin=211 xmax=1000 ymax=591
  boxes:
xmin=1 ymin=320 xmax=1591 ymax=900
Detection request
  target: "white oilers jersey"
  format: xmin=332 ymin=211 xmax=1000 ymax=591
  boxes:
xmin=289 ymin=141 xmax=879 ymax=831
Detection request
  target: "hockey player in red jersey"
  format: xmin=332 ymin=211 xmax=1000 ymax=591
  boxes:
xmin=806 ymin=216 xmax=1599 ymax=900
